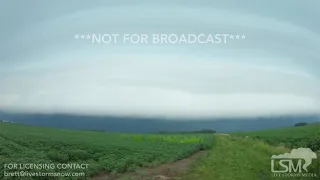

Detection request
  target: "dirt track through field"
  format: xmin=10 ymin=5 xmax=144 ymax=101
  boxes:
xmin=92 ymin=151 xmax=208 ymax=180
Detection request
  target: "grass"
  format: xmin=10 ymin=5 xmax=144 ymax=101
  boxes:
xmin=1 ymin=122 xmax=319 ymax=180
xmin=232 ymin=125 xmax=320 ymax=150
xmin=182 ymin=135 xmax=319 ymax=180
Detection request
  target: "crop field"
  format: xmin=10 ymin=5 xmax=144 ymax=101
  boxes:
xmin=0 ymin=122 xmax=214 ymax=179
xmin=183 ymin=135 xmax=320 ymax=180
xmin=233 ymin=124 xmax=320 ymax=151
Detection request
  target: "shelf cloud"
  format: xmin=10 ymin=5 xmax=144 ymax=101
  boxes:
xmin=0 ymin=0 xmax=320 ymax=118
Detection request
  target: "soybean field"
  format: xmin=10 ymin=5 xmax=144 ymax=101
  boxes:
xmin=0 ymin=122 xmax=214 ymax=179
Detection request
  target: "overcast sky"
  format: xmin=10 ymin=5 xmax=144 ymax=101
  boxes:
xmin=0 ymin=1 xmax=320 ymax=118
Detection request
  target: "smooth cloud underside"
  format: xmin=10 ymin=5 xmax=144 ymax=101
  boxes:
xmin=0 ymin=1 xmax=320 ymax=118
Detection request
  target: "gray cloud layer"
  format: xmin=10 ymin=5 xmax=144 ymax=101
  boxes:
xmin=0 ymin=1 xmax=320 ymax=118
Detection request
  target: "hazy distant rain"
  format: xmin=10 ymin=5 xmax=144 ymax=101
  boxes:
xmin=74 ymin=33 xmax=246 ymax=44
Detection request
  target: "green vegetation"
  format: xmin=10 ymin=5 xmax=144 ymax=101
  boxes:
xmin=158 ymin=129 xmax=216 ymax=134
xmin=183 ymin=135 xmax=320 ymax=180
xmin=232 ymin=125 xmax=320 ymax=151
xmin=294 ymin=122 xmax=308 ymax=127
xmin=1 ymin=122 xmax=319 ymax=180
xmin=0 ymin=122 xmax=214 ymax=179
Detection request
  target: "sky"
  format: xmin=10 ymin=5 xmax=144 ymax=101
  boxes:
xmin=0 ymin=0 xmax=320 ymax=119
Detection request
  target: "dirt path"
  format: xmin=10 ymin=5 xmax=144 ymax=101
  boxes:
xmin=92 ymin=151 xmax=208 ymax=180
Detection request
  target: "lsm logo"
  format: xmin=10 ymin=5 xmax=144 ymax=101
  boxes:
xmin=271 ymin=148 xmax=318 ymax=178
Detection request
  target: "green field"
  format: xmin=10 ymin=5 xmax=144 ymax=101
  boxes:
xmin=183 ymin=135 xmax=320 ymax=180
xmin=1 ymin=122 xmax=319 ymax=180
xmin=0 ymin=122 xmax=213 ymax=179
xmin=232 ymin=125 xmax=320 ymax=151
xmin=182 ymin=125 xmax=320 ymax=180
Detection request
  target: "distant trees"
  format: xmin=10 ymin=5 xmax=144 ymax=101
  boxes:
xmin=195 ymin=129 xmax=216 ymax=134
xmin=158 ymin=129 xmax=216 ymax=134
xmin=294 ymin=122 xmax=308 ymax=127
